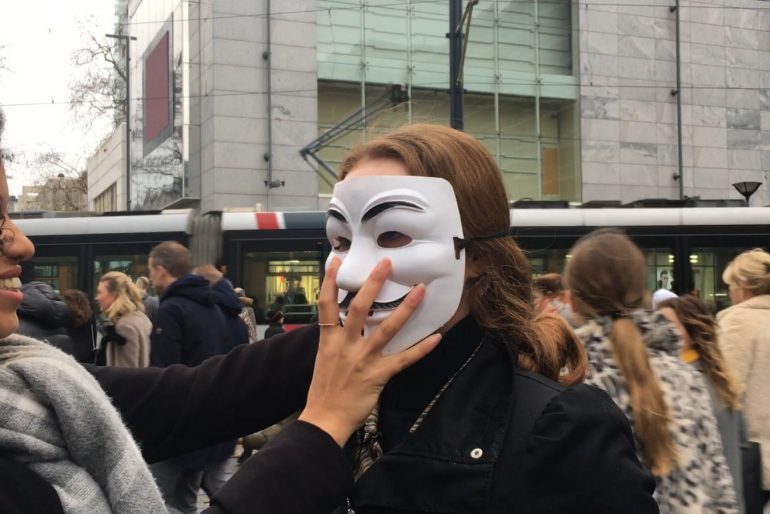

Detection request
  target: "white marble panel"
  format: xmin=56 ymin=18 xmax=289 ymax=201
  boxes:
xmin=582 ymin=119 xmax=620 ymax=141
xmin=655 ymin=39 xmax=676 ymax=61
xmin=689 ymin=105 xmax=727 ymax=127
xmin=617 ymin=56 xmax=655 ymax=80
xmin=690 ymin=167 xmax=729 ymax=189
xmin=620 ymin=99 xmax=657 ymax=122
xmin=727 ymin=128 xmax=761 ymax=149
xmin=618 ymin=35 xmax=656 ymax=59
xmin=691 ymin=63 xmax=726 ymax=87
xmin=583 ymin=141 xmax=621 ymax=163
xmin=689 ymin=23 xmax=726 ymax=46
xmin=725 ymin=89 xmax=761 ymax=110
xmin=691 ymin=43 xmax=726 ymax=66
xmin=582 ymin=96 xmax=620 ymax=120
xmin=587 ymin=32 xmax=619 ymax=55
xmin=727 ymin=108 xmax=761 ymax=129
xmin=692 ymin=146 xmax=728 ymax=169
xmin=621 ymin=120 xmax=659 ymax=144
xmin=618 ymin=163 xmax=658 ymax=186
xmin=726 ymin=47 xmax=759 ymax=68
xmin=692 ymin=126 xmax=727 ymax=148
xmin=582 ymin=162 xmax=621 ymax=184
xmin=620 ymin=142 xmax=658 ymax=164
xmin=582 ymin=183 xmax=622 ymax=202
xmin=618 ymin=13 xmax=657 ymax=38
xmin=725 ymin=27 xmax=759 ymax=49
xmin=727 ymin=149 xmax=761 ymax=170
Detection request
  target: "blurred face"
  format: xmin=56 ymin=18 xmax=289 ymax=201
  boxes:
xmin=659 ymin=307 xmax=692 ymax=348
xmin=0 ymin=160 xmax=35 ymax=338
xmin=149 ymin=259 xmax=171 ymax=296
xmin=326 ymin=159 xmax=466 ymax=355
xmin=95 ymin=280 xmax=117 ymax=312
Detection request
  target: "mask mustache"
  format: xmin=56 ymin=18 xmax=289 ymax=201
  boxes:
xmin=338 ymin=290 xmax=410 ymax=312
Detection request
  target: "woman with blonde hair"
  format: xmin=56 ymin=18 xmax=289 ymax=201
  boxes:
xmin=95 ymin=271 xmax=151 ymax=367
xmin=657 ymin=295 xmax=745 ymax=513
xmin=566 ymin=228 xmax=738 ymax=513
xmin=718 ymin=249 xmax=770 ymax=507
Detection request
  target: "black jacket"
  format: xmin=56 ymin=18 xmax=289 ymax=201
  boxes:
xmin=210 ymin=278 xmax=248 ymax=352
xmin=91 ymin=324 xmax=659 ymax=514
xmin=150 ymin=274 xmax=231 ymax=367
xmin=16 ymin=282 xmax=74 ymax=356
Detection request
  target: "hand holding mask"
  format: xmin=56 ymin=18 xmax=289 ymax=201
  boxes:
xmin=298 ymin=257 xmax=441 ymax=447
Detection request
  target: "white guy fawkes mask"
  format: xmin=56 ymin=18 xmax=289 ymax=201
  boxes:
xmin=325 ymin=175 xmax=465 ymax=355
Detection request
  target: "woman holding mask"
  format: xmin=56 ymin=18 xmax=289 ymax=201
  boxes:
xmin=92 ymin=124 xmax=657 ymax=513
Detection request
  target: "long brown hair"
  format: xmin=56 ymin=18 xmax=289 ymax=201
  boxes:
xmin=565 ymin=228 xmax=677 ymax=476
xmin=657 ymin=295 xmax=741 ymax=410
xmin=339 ymin=124 xmax=586 ymax=385
xmin=61 ymin=289 xmax=92 ymax=327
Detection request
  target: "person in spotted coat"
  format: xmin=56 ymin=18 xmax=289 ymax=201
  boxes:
xmin=566 ymin=228 xmax=739 ymax=514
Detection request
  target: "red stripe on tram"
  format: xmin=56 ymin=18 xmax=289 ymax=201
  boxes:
xmin=255 ymin=213 xmax=280 ymax=230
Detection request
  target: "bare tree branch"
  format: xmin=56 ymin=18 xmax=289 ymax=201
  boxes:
xmin=0 ymin=45 xmax=8 ymax=73
xmin=68 ymin=18 xmax=126 ymax=131
xmin=20 ymin=150 xmax=88 ymax=212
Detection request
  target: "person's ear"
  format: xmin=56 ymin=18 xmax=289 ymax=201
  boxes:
xmin=466 ymin=253 xmax=483 ymax=279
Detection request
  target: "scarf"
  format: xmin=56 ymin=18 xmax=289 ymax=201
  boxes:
xmin=0 ymin=333 xmax=166 ymax=514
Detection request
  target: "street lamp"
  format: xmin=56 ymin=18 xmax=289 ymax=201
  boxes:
xmin=106 ymin=32 xmax=137 ymax=211
xmin=732 ymin=181 xmax=762 ymax=206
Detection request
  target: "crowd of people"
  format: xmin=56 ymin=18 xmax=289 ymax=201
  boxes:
xmin=0 ymin=107 xmax=768 ymax=513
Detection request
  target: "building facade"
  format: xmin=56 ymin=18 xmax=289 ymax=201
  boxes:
xmin=87 ymin=0 xmax=770 ymax=212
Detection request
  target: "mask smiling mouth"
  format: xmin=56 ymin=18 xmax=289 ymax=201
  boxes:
xmin=338 ymin=290 xmax=411 ymax=315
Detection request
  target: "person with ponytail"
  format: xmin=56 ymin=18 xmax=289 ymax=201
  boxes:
xmin=566 ymin=228 xmax=738 ymax=513
xmin=657 ymin=295 xmax=745 ymax=513
xmin=718 ymin=249 xmax=770 ymax=507
xmin=91 ymin=125 xmax=657 ymax=513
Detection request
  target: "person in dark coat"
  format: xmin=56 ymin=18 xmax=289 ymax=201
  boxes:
xmin=193 ymin=265 xmax=248 ymax=352
xmin=263 ymin=310 xmax=285 ymax=339
xmin=16 ymin=280 xmax=75 ymax=357
xmin=89 ymin=125 xmax=659 ymax=514
xmin=148 ymin=242 xmax=242 ymax=513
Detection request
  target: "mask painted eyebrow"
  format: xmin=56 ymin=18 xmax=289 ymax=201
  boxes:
xmin=327 ymin=208 xmax=347 ymax=223
xmin=362 ymin=201 xmax=423 ymax=222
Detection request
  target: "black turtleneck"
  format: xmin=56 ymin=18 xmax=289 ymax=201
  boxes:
xmin=378 ymin=315 xmax=484 ymax=451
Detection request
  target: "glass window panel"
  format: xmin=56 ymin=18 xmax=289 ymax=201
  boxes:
xmin=93 ymin=255 xmax=151 ymax=295
xmin=691 ymin=247 xmax=753 ymax=312
xmin=645 ymin=248 xmax=675 ymax=293
xmin=30 ymin=257 xmax=79 ymax=293
xmin=241 ymin=250 xmax=322 ymax=325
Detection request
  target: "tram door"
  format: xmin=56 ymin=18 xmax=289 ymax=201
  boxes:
xmin=235 ymin=240 xmax=327 ymax=334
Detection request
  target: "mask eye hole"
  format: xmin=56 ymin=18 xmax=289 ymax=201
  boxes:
xmin=332 ymin=236 xmax=351 ymax=252
xmin=377 ymin=231 xmax=412 ymax=249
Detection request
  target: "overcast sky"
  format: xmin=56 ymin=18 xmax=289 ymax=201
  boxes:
xmin=0 ymin=1 xmax=115 ymax=196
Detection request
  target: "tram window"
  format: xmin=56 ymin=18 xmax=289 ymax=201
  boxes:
xmin=528 ymin=249 xmax=570 ymax=277
xmin=92 ymin=255 xmax=151 ymax=294
xmin=28 ymin=257 xmax=78 ymax=292
xmin=690 ymin=248 xmax=752 ymax=312
xmin=241 ymin=250 xmax=322 ymax=325
xmin=646 ymin=249 xmax=675 ymax=293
